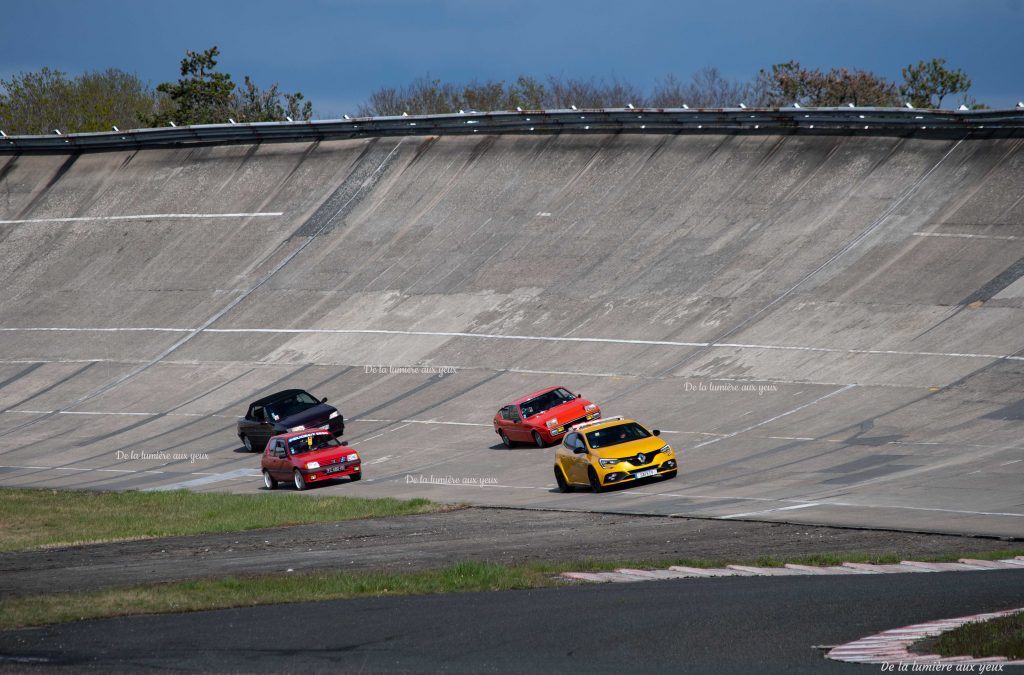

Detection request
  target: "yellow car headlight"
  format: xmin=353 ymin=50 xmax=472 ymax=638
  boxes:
xmin=598 ymin=457 xmax=621 ymax=468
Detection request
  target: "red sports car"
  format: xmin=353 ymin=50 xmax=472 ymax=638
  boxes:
xmin=493 ymin=386 xmax=601 ymax=448
xmin=261 ymin=430 xmax=361 ymax=491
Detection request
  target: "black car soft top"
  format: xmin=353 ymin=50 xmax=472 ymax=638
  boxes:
xmin=249 ymin=389 xmax=314 ymax=409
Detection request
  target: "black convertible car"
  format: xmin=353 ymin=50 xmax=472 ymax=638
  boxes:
xmin=237 ymin=389 xmax=345 ymax=453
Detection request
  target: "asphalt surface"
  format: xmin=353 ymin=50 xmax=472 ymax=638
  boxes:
xmin=0 ymin=134 xmax=1022 ymax=537
xmin=4 ymin=507 xmax=1019 ymax=598
xmin=2 ymin=569 xmax=1022 ymax=673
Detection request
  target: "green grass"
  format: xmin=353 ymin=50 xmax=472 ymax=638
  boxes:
xmin=0 ymin=487 xmax=445 ymax=551
xmin=930 ymin=610 xmax=1024 ymax=659
xmin=0 ymin=561 xmax=554 ymax=630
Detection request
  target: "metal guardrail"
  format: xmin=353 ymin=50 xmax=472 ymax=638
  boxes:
xmin=3 ymin=107 xmax=1024 ymax=153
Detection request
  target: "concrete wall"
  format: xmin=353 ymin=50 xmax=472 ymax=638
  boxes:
xmin=1 ymin=132 xmax=1022 ymax=536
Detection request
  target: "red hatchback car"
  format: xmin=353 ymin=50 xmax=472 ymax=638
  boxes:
xmin=261 ymin=430 xmax=361 ymax=491
xmin=493 ymin=386 xmax=601 ymax=448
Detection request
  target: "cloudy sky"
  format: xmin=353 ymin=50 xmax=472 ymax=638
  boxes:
xmin=2 ymin=0 xmax=1021 ymax=117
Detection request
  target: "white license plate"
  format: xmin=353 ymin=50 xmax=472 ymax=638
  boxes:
xmin=634 ymin=469 xmax=657 ymax=479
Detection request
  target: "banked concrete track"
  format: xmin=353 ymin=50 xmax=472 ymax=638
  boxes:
xmin=0 ymin=131 xmax=1022 ymax=537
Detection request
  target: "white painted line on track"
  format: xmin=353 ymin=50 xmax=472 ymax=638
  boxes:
xmin=357 ymin=422 xmax=413 ymax=443
xmin=912 ymin=231 xmax=1022 ymax=241
xmin=4 ymin=327 xmax=1021 ymax=362
xmin=4 ymin=409 xmax=223 ymax=418
xmin=0 ymin=212 xmax=283 ymax=225
xmin=357 ymin=417 xmax=492 ymax=428
xmin=0 ymin=327 xmax=189 ymax=333
xmin=693 ymin=384 xmax=856 ymax=448
xmin=505 ymin=367 xmax=630 ymax=378
xmin=719 ymin=502 xmax=820 ymax=519
xmin=778 ymin=500 xmax=1024 ymax=519
xmin=145 ymin=468 xmax=262 ymax=491
xmin=713 ymin=340 xmax=1024 ymax=361
xmin=201 ymin=327 xmax=710 ymax=347
xmin=0 ymin=464 xmax=165 ymax=475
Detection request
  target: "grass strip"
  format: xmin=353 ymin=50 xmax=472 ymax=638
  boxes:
xmin=3 ymin=548 xmax=1023 ymax=630
xmin=930 ymin=610 xmax=1024 ymax=660
xmin=0 ymin=561 xmax=554 ymax=630
xmin=0 ymin=487 xmax=444 ymax=551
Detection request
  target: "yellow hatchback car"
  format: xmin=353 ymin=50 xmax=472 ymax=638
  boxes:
xmin=553 ymin=416 xmax=678 ymax=492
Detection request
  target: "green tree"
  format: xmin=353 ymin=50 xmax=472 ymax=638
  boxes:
xmin=150 ymin=46 xmax=236 ymax=126
xmin=0 ymin=67 xmax=157 ymax=135
xmin=900 ymin=58 xmax=972 ymax=108
xmin=756 ymin=61 xmax=899 ymax=107
xmin=283 ymin=91 xmax=313 ymax=121
xmin=357 ymin=76 xmax=462 ymax=116
xmin=234 ymin=76 xmax=313 ymax=122
xmin=150 ymin=46 xmax=314 ymax=125
xmin=508 ymin=76 xmax=546 ymax=110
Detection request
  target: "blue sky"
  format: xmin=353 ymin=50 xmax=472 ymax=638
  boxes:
xmin=2 ymin=0 xmax=1022 ymax=117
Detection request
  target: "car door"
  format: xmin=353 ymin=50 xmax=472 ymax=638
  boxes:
xmin=269 ymin=439 xmax=290 ymax=479
xmin=239 ymin=405 xmax=260 ymax=443
xmin=250 ymin=405 xmax=274 ymax=450
xmin=262 ymin=443 xmax=277 ymax=477
xmin=562 ymin=432 xmax=588 ymax=483
xmin=506 ymin=404 xmax=530 ymax=441
xmin=496 ymin=405 xmax=522 ymax=442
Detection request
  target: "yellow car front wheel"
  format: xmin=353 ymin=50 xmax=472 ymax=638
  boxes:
xmin=587 ymin=467 xmax=605 ymax=493
xmin=554 ymin=466 xmax=572 ymax=493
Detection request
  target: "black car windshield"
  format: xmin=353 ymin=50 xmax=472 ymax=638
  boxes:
xmin=288 ymin=433 xmax=342 ymax=455
xmin=585 ymin=422 xmax=651 ymax=449
xmin=520 ymin=388 xmax=575 ymax=418
xmin=265 ymin=392 xmax=320 ymax=421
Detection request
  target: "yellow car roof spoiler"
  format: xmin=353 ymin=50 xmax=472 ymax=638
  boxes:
xmin=570 ymin=415 xmax=624 ymax=432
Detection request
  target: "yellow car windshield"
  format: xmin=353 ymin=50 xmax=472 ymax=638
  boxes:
xmin=585 ymin=423 xmax=651 ymax=450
